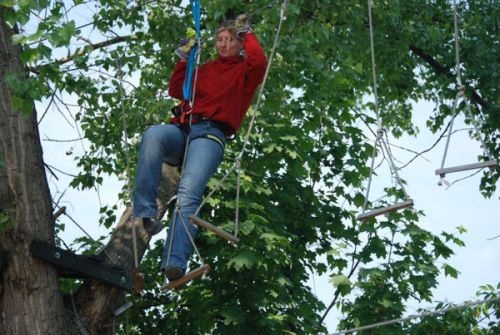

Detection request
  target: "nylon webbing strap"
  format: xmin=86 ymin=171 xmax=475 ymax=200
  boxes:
xmin=182 ymin=0 xmax=202 ymax=101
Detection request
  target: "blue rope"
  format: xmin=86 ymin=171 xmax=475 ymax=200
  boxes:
xmin=191 ymin=0 xmax=201 ymax=38
xmin=182 ymin=0 xmax=201 ymax=101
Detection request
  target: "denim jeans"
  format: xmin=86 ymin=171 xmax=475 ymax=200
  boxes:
xmin=133 ymin=121 xmax=225 ymax=272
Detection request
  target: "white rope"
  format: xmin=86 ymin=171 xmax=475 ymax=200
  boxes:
xmin=360 ymin=0 xmax=411 ymax=215
xmin=438 ymin=0 xmax=495 ymax=182
xmin=195 ymin=0 xmax=288 ymax=232
xmin=165 ymin=38 xmax=205 ymax=267
xmin=327 ymin=294 xmax=500 ymax=335
xmin=117 ymin=56 xmax=140 ymax=270
xmin=438 ymin=0 xmax=464 ymax=177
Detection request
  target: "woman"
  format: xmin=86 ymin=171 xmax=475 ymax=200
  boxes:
xmin=133 ymin=16 xmax=268 ymax=282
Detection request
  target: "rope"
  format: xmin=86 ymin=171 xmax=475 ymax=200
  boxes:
xmin=360 ymin=0 xmax=411 ymax=215
xmin=327 ymin=294 xmax=500 ymax=335
xmin=437 ymin=0 xmax=495 ymax=182
xmin=165 ymin=0 xmax=205 ymax=268
xmin=438 ymin=93 xmax=460 ymax=175
xmin=70 ymin=290 xmax=89 ymax=335
xmin=117 ymin=56 xmax=139 ymax=269
xmin=182 ymin=0 xmax=201 ymax=101
xmin=195 ymin=0 xmax=288 ymax=235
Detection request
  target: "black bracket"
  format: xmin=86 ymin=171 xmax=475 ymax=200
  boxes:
xmin=30 ymin=240 xmax=133 ymax=291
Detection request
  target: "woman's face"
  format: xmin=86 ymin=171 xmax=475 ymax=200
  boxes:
xmin=216 ymin=30 xmax=242 ymax=58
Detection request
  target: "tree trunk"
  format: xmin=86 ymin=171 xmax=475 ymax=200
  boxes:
xmin=0 ymin=8 xmax=72 ymax=334
xmin=74 ymin=164 xmax=178 ymax=335
xmin=1 ymin=8 xmax=179 ymax=334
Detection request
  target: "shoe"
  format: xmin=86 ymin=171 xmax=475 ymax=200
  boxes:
xmin=164 ymin=266 xmax=185 ymax=282
xmin=142 ymin=218 xmax=164 ymax=235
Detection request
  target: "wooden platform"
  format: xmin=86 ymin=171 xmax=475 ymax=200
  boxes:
xmin=357 ymin=199 xmax=414 ymax=221
xmin=161 ymin=264 xmax=211 ymax=291
xmin=189 ymin=215 xmax=239 ymax=247
xmin=30 ymin=240 xmax=133 ymax=290
xmin=435 ymin=160 xmax=497 ymax=177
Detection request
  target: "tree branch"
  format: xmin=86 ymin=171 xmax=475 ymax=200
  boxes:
xmin=409 ymin=45 xmax=490 ymax=110
xmin=56 ymin=35 xmax=135 ymax=65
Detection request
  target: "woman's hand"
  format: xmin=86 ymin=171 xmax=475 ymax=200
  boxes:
xmin=235 ymin=14 xmax=252 ymax=39
xmin=175 ymin=38 xmax=196 ymax=60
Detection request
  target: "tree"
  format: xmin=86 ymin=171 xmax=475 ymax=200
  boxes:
xmin=0 ymin=0 xmax=498 ymax=334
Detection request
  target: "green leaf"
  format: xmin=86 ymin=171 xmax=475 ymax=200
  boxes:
xmin=443 ymin=264 xmax=459 ymax=279
xmin=330 ymin=274 xmax=351 ymax=288
xmin=220 ymin=307 xmax=245 ymax=326
xmin=227 ymin=249 xmax=257 ymax=271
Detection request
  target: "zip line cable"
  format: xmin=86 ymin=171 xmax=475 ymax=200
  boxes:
xmin=327 ymin=294 xmax=500 ymax=335
xmin=194 ymin=1 xmax=288 ymax=238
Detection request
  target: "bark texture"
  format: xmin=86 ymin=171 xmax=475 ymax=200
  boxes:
xmin=74 ymin=164 xmax=179 ymax=335
xmin=1 ymin=8 xmax=180 ymax=334
xmin=0 ymin=8 xmax=72 ymax=335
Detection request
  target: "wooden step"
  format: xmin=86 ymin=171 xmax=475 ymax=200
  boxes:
xmin=162 ymin=264 xmax=211 ymax=291
xmin=189 ymin=215 xmax=239 ymax=247
xmin=357 ymin=199 xmax=414 ymax=221
xmin=435 ymin=160 xmax=497 ymax=177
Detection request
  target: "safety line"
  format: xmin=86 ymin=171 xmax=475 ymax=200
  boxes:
xmin=182 ymin=0 xmax=201 ymax=101
xmin=327 ymin=294 xmax=500 ymax=335
xmin=359 ymin=0 xmax=411 ymax=216
xmin=195 ymin=0 xmax=288 ymax=228
xmin=117 ymin=56 xmax=140 ymax=269
xmin=165 ymin=0 xmax=204 ymax=268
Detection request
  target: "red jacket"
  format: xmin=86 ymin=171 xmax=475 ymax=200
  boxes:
xmin=169 ymin=33 xmax=268 ymax=133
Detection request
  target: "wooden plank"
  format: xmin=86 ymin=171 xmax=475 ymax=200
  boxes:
xmin=30 ymin=240 xmax=133 ymax=290
xmin=357 ymin=199 xmax=414 ymax=221
xmin=189 ymin=215 xmax=239 ymax=247
xmin=435 ymin=160 xmax=497 ymax=177
xmin=162 ymin=264 xmax=211 ymax=291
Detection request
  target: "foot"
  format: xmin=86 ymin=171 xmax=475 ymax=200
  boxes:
xmin=164 ymin=266 xmax=185 ymax=282
xmin=142 ymin=218 xmax=164 ymax=235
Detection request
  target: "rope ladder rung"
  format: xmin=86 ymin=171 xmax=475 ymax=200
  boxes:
xmin=161 ymin=264 xmax=211 ymax=291
xmin=435 ymin=160 xmax=497 ymax=177
xmin=190 ymin=215 xmax=240 ymax=247
xmin=356 ymin=199 xmax=414 ymax=221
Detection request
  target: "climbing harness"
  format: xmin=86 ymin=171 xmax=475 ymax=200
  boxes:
xmin=356 ymin=0 xmax=413 ymax=221
xmin=162 ymin=0 xmax=211 ymax=291
xmin=162 ymin=0 xmax=288 ymax=290
xmin=435 ymin=0 xmax=497 ymax=182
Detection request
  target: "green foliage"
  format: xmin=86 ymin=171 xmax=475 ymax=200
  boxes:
xmin=404 ymin=284 xmax=500 ymax=335
xmin=8 ymin=0 xmax=499 ymax=334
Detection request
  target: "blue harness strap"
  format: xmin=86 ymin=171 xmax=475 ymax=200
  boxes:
xmin=182 ymin=0 xmax=202 ymax=102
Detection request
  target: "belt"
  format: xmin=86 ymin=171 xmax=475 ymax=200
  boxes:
xmin=176 ymin=114 xmax=231 ymax=136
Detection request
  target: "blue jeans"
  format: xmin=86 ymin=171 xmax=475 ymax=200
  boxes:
xmin=133 ymin=121 xmax=225 ymax=272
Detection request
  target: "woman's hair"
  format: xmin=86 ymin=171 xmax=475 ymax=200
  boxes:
xmin=216 ymin=20 xmax=237 ymax=36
